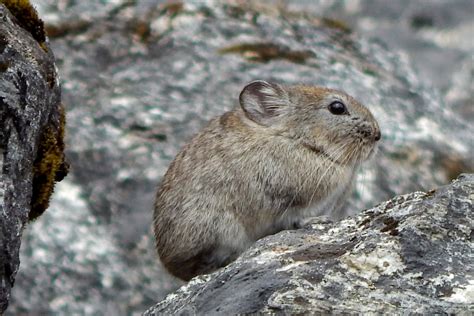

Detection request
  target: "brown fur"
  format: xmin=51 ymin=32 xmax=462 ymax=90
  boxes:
xmin=154 ymin=81 xmax=380 ymax=280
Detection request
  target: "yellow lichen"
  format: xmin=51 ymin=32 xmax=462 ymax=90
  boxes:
xmin=0 ymin=0 xmax=47 ymax=51
xmin=29 ymin=104 xmax=69 ymax=221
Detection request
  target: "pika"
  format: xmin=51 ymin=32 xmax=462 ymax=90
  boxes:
xmin=154 ymin=80 xmax=380 ymax=281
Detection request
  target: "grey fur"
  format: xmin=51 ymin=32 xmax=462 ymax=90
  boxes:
xmin=153 ymin=81 xmax=380 ymax=280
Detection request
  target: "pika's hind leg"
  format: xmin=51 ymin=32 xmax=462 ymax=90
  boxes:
xmin=164 ymin=245 xmax=238 ymax=281
xmin=162 ymin=214 xmax=252 ymax=280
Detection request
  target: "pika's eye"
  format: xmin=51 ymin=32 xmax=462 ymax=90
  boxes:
xmin=328 ymin=101 xmax=347 ymax=115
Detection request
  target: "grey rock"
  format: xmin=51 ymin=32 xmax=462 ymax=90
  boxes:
xmin=7 ymin=0 xmax=474 ymax=315
xmin=0 ymin=2 xmax=66 ymax=313
xmin=272 ymin=0 xmax=474 ymax=121
xmin=145 ymin=174 xmax=474 ymax=315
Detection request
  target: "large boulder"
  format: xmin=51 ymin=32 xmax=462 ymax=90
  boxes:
xmin=0 ymin=0 xmax=67 ymax=313
xmin=145 ymin=174 xmax=474 ymax=315
xmin=7 ymin=1 xmax=473 ymax=314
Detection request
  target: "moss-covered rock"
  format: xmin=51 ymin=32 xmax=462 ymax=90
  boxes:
xmin=0 ymin=0 xmax=46 ymax=50
xmin=30 ymin=104 xmax=69 ymax=221
xmin=0 ymin=0 xmax=67 ymax=312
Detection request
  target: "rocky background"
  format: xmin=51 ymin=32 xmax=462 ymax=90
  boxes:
xmin=6 ymin=0 xmax=473 ymax=315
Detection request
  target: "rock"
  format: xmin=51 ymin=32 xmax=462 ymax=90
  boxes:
xmin=7 ymin=1 xmax=474 ymax=314
xmin=145 ymin=174 xmax=474 ymax=315
xmin=0 ymin=1 xmax=68 ymax=313
xmin=266 ymin=0 xmax=474 ymax=121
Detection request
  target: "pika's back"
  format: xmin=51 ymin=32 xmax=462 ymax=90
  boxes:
xmin=154 ymin=80 xmax=380 ymax=280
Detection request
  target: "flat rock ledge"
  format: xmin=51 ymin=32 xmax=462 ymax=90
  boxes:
xmin=145 ymin=174 xmax=474 ymax=315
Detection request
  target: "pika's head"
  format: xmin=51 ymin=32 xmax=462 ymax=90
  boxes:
xmin=239 ymin=80 xmax=380 ymax=166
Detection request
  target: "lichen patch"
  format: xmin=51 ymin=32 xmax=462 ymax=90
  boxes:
xmin=443 ymin=280 xmax=474 ymax=304
xmin=341 ymin=239 xmax=404 ymax=281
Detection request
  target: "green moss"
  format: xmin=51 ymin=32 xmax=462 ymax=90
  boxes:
xmin=0 ymin=60 xmax=9 ymax=72
xmin=129 ymin=19 xmax=152 ymax=43
xmin=29 ymin=104 xmax=69 ymax=221
xmin=0 ymin=0 xmax=47 ymax=51
xmin=44 ymin=19 xmax=92 ymax=39
xmin=362 ymin=66 xmax=378 ymax=77
xmin=223 ymin=4 xmax=244 ymax=18
xmin=411 ymin=14 xmax=434 ymax=29
xmin=440 ymin=154 xmax=473 ymax=182
xmin=0 ymin=34 xmax=7 ymax=53
xmin=159 ymin=1 xmax=184 ymax=18
xmin=321 ymin=17 xmax=352 ymax=33
xmin=219 ymin=42 xmax=314 ymax=64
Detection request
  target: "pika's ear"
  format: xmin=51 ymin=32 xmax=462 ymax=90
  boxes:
xmin=239 ymin=80 xmax=289 ymax=125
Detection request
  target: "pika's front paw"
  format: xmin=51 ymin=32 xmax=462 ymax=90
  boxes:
xmin=295 ymin=216 xmax=333 ymax=229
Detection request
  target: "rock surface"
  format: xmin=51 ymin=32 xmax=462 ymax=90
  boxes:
xmin=272 ymin=0 xmax=474 ymax=121
xmin=0 ymin=1 xmax=67 ymax=313
xmin=145 ymin=174 xmax=474 ymax=315
xmin=7 ymin=0 xmax=474 ymax=314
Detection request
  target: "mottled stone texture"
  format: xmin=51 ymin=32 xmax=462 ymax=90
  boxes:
xmin=5 ymin=0 xmax=474 ymax=314
xmin=0 ymin=2 xmax=66 ymax=313
xmin=145 ymin=174 xmax=474 ymax=315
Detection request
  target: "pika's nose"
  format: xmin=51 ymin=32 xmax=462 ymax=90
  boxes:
xmin=374 ymin=128 xmax=381 ymax=141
